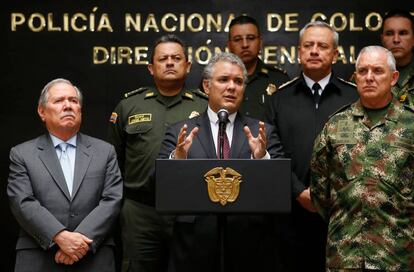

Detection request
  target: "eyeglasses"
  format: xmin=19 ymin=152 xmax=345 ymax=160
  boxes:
xmin=230 ymin=35 xmax=260 ymax=44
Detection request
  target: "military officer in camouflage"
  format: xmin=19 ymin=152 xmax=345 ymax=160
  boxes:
xmin=108 ymin=34 xmax=208 ymax=272
xmin=311 ymin=45 xmax=414 ymax=271
xmin=227 ymin=15 xmax=289 ymax=121
xmin=381 ymin=10 xmax=414 ymax=103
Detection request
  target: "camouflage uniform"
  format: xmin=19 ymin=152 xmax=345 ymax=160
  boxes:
xmin=310 ymin=98 xmax=414 ymax=271
xmin=392 ymin=60 xmax=414 ymax=104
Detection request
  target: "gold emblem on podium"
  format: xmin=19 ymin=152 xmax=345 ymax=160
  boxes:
xmin=204 ymin=167 xmax=242 ymax=206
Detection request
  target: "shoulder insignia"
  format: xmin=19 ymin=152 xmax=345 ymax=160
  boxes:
xmin=278 ymin=76 xmax=299 ymax=90
xmin=184 ymin=92 xmax=194 ymax=99
xmin=272 ymin=66 xmax=288 ymax=75
xmin=189 ymin=111 xmax=200 ymax=118
xmin=328 ymin=103 xmax=352 ymax=119
xmin=337 ymin=77 xmax=356 ymax=87
xmin=109 ymin=112 xmax=118 ymax=124
xmin=124 ymin=87 xmax=148 ymax=98
xmin=145 ymin=91 xmax=155 ymax=98
xmin=399 ymin=93 xmax=407 ymax=103
xmin=192 ymin=89 xmax=209 ymax=99
xmin=263 ymin=63 xmax=288 ymax=75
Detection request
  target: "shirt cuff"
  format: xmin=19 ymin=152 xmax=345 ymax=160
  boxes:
xmin=251 ymin=151 xmax=270 ymax=159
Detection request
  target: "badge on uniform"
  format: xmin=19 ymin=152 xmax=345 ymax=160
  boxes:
xmin=335 ymin=120 xmax=356 ymax=144
xmin=128 ymin=113 xmax=152 ymax=125
xmin=265 ymin=84 xmax=277 ymax=95
xmin=109 ymin=112 xmax=118 ymax=124
xmin=189 ymin=111 xmax=200 ymax=119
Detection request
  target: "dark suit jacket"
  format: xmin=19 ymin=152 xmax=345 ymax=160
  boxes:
xmin=266 ymin=74 xmax=358 ymax=197
xmin=158 ymin=111 xmax=284 ymax=272
xmin=7 ymin=133 xmax=123 ymax=272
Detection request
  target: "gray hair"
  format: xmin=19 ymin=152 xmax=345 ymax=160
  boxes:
xmin=38 ymin=78 xmax=83 ymax=107
xmin=355 ymin=46 xmax=396 ymax=72
xmin=202 ymin=52 xmax=248 ymax=84
xmin=299 ymin=21 xmax=339 ymax=48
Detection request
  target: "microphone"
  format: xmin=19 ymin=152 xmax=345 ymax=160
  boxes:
xmin=217 ymin=109 xmax=229 ymax=159
xmin=217 ymin=108 xmax=229 ymax=125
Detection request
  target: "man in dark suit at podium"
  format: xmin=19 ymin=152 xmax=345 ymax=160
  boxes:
xmin=158 ymin=52 xmax=284 ymax=272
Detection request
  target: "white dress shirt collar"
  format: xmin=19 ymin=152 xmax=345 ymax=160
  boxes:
xmin=50 ymin=133 xmax=77 ymax=148
xmin=303 ymin=73 xmax=331 ymax=94
xmin=207 ymin=106 xmax=236 ymax=151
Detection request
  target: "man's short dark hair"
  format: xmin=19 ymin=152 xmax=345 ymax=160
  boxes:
xmin=382 ymin=10 xmax=414 ymax=33
xmin=150 ymin=34 xmax=187 ymax=63
xmin=228 ymin=15 xmax=261 ymax=37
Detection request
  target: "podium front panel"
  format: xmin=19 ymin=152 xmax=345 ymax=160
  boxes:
xmin=155 ymin=159 xmax=291 ymax=214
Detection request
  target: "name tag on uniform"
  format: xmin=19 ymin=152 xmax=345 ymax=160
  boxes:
xmin=128 ymin=113 xmax=152 ymax=125
xmin=335 ymin=120 xmax=357 ymax=144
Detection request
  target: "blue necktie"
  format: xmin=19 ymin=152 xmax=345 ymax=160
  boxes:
xmin=58 ymin=143 xmax=73 ymax=196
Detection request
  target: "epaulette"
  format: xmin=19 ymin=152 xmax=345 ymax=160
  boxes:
xmin=260 ymin=67 xmax=269 ymax=75
xmin=123 ymin=87 xmax=148 ymax=98
xmin=262 ymin=65 xmax=288 ymax=75
xmin=328 ymin=103 xmax=352 ymax=119
xmin=278 ymin=76 xmax=299 ymax=90
xmin=337 ymin=77 xmax=356 ymax=87
xmin=190 ymin=89 xmax=209 ymax=100
xmin=271 ymin=65 xmax=288 ymax=75
xmin=403 ymin=95 xmax=414 ymax=112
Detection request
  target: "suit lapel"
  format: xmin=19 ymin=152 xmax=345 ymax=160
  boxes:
xmin=37 ymin=134 xmax=71 ymax=200
xmin=230 ymin=113 xmax=248 ymax=158
xmin=195 ymin=113 xmax=217 ymax=158
xmin=72 ymin=133 xmax=92 ymax=198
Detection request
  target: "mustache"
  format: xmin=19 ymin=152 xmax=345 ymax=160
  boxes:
xmin=61 ymin=112 xmax=76 ymax=119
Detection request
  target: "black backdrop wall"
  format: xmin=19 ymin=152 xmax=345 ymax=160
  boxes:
xmin=1 ymin=0 xmax=412 ymax=270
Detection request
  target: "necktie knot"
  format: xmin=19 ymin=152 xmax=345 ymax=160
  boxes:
xmin=312 ymin=82 xmax=321 ymax=108
xmin=312 ymin=82 xmax=321 ymax=91
xmin=59 ymin=142 xmax=68 ymax=154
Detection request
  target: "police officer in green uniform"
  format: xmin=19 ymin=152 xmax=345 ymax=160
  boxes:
xmin=381 ymin=10 xmax=414 ymax=103
xmin=227 ymin=15 xmax=289 ymax=121
xmin=108 ymin=34 xmax=208 ymax=272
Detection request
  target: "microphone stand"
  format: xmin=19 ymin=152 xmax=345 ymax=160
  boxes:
xmin=217 ymin=109 xmax=228 ymax=272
